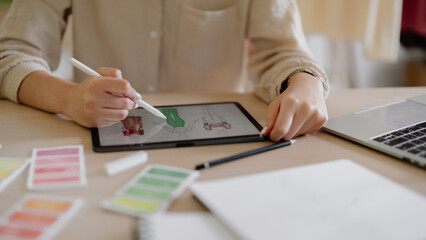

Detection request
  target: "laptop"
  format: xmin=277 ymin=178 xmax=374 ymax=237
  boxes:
xmin=323 ymin=94 xmax=426 ymax=169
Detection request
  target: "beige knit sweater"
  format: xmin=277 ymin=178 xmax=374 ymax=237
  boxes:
xmin=0 ymin=0 xmax=328 ymax=103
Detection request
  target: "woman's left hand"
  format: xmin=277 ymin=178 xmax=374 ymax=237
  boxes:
xmin=262 ymin=72 xmax=328 ymax=141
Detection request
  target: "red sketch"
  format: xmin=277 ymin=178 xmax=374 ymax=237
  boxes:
xmin=203 ymin=119 xmax=231 ymax=131
xmin=202 ymin=107 xmax=231 ymax=131
xmin=121 ymin=116 xmax=144 ymax=136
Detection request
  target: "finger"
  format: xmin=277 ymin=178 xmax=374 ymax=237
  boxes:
xmin=294 ymin=116 xmax=317 ymax=137
xmin=269 ymin=100 xmax=297 ymax=141
xmin=296 ymin=108 xmax=327 ymax=136
xmin=299 ymin=115 xmax=327 ymax=136
xmin=78 ymin=108 xmax=129 ymax=128
xmin=282 ymin=116 xmax=308 ymax=140
xmin=95 ymin=119 xmax=122 ymax=128
xmin=97 ymin=93 xmax=136 ymax=110
xmin=96 ymin=67 xmax=123 ymax=79
xmin=264 ymin=100 xmax=280 ymax=136
xmin=97 ymin=108 xmax=129 ymax=122
xmin=295 ymin=113 xmax=318 ymax=136
xmin=282 ymin=104 xmax=313 ymax=140
xmin=94 ymin=78 xmax=138 ymax=100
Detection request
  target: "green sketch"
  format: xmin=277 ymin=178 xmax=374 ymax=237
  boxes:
xmin=161 ymin=108 xmax=185 ymax=127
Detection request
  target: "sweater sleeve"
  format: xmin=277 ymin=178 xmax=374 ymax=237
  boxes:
xmin=0 ymin=0 xmax=70 ymax=103
xmin=247 ymin=0 xmax=329 ymax=103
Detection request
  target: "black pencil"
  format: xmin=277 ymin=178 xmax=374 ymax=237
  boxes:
xmin=195 ymin=140 xmax=295 ymax=170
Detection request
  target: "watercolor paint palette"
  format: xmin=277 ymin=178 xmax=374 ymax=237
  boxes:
xmin=102 ymin=165 xmax=199 ymax=216
xmin=0 ymin=157 xmax=30 ymax=193
xmin=0 ymin=194 xmax=83 ymax=240
xmin=27 ymin=146 xmax=87 ymax=190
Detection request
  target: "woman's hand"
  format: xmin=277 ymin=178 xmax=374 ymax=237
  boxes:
xmin=63 ymin=68 xmax=139 ymax=127
xmin=262 ymin=72 xmax=328 ymax=141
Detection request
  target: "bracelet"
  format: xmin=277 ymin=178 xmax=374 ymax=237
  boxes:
xmin=280 ymin=67 xmax=326 ymax=93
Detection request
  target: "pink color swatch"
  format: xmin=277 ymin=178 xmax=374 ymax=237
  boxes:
xmin=35 ymin=156 xmax=79 ymax=165
xmin=33 ymin=176 xmax=80 ymax=185
xmin=34 ymin=166 xmax=79 ymax=174
xmin=36 ymin=148 xmax=79 ymax=157
xmin=27 ymin=146 xmax=86 ymax=190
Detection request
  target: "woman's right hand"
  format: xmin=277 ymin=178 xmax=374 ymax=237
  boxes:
xmin=64 ymin=67 xmax=139 ymax=127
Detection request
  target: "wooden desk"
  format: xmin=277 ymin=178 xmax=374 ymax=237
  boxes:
xmin=1 ymin=87 xmax=425 ymax=239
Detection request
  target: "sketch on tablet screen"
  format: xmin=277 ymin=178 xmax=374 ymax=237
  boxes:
xmin=202 ymin=106 xmax=232 ymax=131
xmin=121 ymin=116 xmax=144 ymax=136
xmin=161 ymin=108 xmax=198 ymax=138
xmin=162 ymin=108 xmax=185 ymax=127
xmin=201 ymin=106 xmax=232 ymax=137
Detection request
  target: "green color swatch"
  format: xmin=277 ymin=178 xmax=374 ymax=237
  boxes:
xmin=126 ymin=188 xmax=170 ymax=199
xmin=137 ymin=177 xmax=179 ymax=188
xmin=148 ymin=168 xmax=189 ymax=178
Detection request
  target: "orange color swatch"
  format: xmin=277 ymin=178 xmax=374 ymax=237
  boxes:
xmin=24 ymin=199 xmax=71 ymax=212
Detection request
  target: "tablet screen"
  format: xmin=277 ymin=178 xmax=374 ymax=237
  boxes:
xmin=91 ymin=102 xmax=265 ymax=152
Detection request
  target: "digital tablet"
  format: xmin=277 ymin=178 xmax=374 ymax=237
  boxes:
xmin=91 ymin=102 xmax=267 ymax=152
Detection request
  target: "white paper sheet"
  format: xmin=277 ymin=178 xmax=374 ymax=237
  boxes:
xmin=191 ymin=159 xmax=426 ymax=240
xmin=136 ymin=212 xmax=237 ymax=240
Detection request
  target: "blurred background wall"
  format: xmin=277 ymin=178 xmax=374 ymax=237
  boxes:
xmin=297 ymin=0 xmax=426 ymax=89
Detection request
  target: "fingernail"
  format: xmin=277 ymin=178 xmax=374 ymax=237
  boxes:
xmin=260 ymin=126 xmax=267 ymax=136
xmin=133 ymin=103 xmax=139 ymax=109
xmin=116 ymin=70 xmax=122 ymax=79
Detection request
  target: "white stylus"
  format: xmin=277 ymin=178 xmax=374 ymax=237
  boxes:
xmin=69 ymin=58 xmax=166 ymax=119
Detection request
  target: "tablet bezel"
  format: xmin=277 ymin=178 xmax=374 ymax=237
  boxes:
xmin=91 ymin=102 xmax=267 ymax=152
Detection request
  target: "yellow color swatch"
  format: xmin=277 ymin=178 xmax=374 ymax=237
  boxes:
xmin=113 ymin=197 xmax=158 ymax=212
xmin=0 ymin=171 xmax=11 ymax=178
xmin=0 ymin=161 xmax=23 ymax=169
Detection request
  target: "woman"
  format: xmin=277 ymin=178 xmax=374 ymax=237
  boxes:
xmin=0 ymin=0 xmax=328 ymax=141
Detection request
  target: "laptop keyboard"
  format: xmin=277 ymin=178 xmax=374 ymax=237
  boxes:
xmin=372 ymin=121 xmax=426 ymax=159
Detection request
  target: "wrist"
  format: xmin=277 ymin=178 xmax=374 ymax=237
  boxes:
xmin=288 ymin=72 xmax=323 ymax=90
xmin=19 ymin=71 xmax=76 ymax=115
xmin=61 ymin=81 xmax=78 ymax=117
xmin=280 ymin=72 xmax=325 ymax=100
xmin=280 ymin=67 xmax=326 ymax=95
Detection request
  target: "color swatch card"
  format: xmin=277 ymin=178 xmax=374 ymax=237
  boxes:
xmin=27 ymin=146 xmax=87 ymax=190
xmin=0 ymin=157 xmax=30 ymax=193
xmin=0 ymin=194 xmax=83 ymax=240
xmin=102 ymin=165 xmax=199 ymax=216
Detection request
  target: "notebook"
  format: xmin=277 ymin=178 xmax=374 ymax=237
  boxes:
xmin=190 ymin=159 xmax=426 ymax=240
xmin=323 ymin=94 xmax=426 ymax=169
